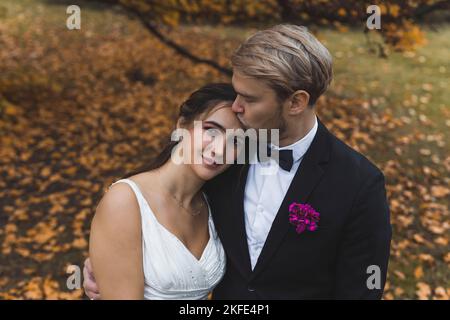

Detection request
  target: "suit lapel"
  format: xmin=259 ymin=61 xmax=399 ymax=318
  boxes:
xmin=218 ymin=163 xmax=253 ymax=279
xmin=250 ymin=118 xmax=331 ymax=279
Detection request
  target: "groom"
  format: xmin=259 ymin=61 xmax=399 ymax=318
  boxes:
xmin=84 ymin=24 xmax=391 ymax=299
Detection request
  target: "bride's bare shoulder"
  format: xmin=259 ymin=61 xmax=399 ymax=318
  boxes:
xmin=94 ymin=180 xmax=141 ymax=224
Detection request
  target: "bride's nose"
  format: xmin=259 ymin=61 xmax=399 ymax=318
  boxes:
xmin=205 ymin=138 xmax=225 ymax=163
xmin=212 ymin=141 xmax=225 ymax=159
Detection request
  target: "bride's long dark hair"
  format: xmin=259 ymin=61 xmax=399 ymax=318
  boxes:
xmin=121 ymin=83 xmax=237 ymax=179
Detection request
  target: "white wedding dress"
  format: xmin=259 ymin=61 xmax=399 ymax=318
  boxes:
xmin=110 ymin=179 xmax=226 ymax=300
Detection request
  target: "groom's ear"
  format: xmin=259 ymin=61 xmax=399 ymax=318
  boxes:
xmin=288 ymin=90 xmax=310 ymax=115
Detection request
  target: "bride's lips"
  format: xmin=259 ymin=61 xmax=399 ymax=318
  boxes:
xmin=202 ymin=156 xmax=222 ymax=169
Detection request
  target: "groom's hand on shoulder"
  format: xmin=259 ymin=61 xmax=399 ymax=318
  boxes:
xmin=83 ymin=257 xmax=100 ymax=300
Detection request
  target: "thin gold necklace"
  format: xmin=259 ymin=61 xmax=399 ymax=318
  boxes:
xmin=153 ymin=171 xmax=205 ymax=217
xmin=166 ymin=191 xmax=204 ymax=217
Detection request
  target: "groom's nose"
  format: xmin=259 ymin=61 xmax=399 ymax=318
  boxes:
xmin=232 ymin=98 xmax=244 ymax=114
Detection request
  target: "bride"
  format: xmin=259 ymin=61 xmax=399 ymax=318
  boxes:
xmin=88 ymin=83 xmax=243 ymax=299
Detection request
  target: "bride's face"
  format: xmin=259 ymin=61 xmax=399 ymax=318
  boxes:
xmin=182 ymin=102 xmax=244 ymax=181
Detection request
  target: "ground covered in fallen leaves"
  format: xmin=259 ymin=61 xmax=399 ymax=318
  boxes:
xmin=0 ymin=0 xmax=449 ymax=299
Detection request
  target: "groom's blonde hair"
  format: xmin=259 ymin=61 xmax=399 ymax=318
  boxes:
xmin=231 ymin=24 xmax=333 ymax=106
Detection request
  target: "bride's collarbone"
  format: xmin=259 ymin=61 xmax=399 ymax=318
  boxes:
xmin=152 ymin=202 xmax=210 ymax=245
xmin=129 ymin=174 xmax=210 ymax=250
xmin=161 ymin=207 xmax=209 ymax=235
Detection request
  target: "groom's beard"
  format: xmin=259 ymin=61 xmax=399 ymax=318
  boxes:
xmin=266 ymin=106 xmax=286 ymax=144
xmin=275 ymin=105 xmax=287 ymax=137
xmin=278 ymin=116 xmax=287 ymax=136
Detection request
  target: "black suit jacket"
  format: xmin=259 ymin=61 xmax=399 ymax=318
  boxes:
xmin=204 ymin=118 xmax=392 ymax=299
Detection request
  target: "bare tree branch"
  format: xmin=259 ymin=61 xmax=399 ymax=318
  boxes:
xmin=123 ymin=5 xmax=232 ymax=76
xmin=413 ymin=0 xmax=450 ymax=21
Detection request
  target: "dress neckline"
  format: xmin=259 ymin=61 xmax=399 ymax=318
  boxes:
xmin=127 ymin=178 xmax=213 ymax=263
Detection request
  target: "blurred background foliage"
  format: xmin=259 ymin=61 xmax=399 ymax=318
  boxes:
xmin=0 ymin=0 xmax=449 ymax=300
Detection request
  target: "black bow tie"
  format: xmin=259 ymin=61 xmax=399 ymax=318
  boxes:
xmin=258 ymin=146 xmax=294 ymax=172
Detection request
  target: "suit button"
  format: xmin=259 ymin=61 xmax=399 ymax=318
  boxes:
xmin=248 ymin=286 xmax=255 ymax=292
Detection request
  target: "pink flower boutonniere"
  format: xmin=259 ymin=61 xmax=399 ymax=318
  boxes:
xmin=288 ymin=203 xmax=320 ymax=234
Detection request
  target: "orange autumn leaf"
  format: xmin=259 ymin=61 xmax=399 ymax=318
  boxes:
xmin=431 ymin=186 xmax=450 ymax=198
xmin=414 ymin=266 xmax=424 ymax=279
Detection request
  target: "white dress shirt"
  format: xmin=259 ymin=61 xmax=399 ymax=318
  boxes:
xmin=244 ymin=116 xmax=318 ymax=270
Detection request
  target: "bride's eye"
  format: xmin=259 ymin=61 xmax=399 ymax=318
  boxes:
xmin=224 ymin=136 xmax=242 ymax=149
xmin=204 ymin=127 xmax=221 ymax=137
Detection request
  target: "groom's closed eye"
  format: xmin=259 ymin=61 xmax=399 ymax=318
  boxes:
xmin=236 ymin=91 xmax=258 ymax=102
xmin=243 ymin=97 xmax=258 ymax=104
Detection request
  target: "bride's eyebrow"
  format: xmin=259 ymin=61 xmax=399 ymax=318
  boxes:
xmin=203 ymin=120 xmax=226 ymax=132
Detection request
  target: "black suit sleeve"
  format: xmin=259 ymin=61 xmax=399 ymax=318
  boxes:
xmin=333 ymin=166 xmax=392 ymax=299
